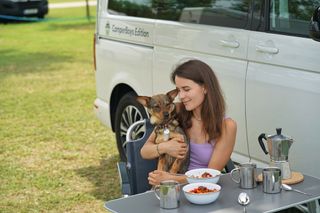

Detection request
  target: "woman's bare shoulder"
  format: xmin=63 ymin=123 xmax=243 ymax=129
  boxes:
xmin=223 ymin=117 xmax=237 ymax=131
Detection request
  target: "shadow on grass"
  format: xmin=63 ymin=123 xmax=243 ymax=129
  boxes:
xmin=0 ymin=18 xmax=43 ymax=24
xmin=0 ymin=49 xmax=73 ymax=78
xmin=44 ymin=21 xmax=95 ymax=31
xmin=75 ymin=154 xmax=122 ymax=201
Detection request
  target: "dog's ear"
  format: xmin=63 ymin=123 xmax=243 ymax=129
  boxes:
xmin=167 ymin=89 xmax=178 ymax=102
xmin=136 ymin=96 xmax=151 ymax=107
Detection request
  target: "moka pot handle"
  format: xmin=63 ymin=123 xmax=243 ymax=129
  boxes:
xmin=258 ymin=133 xmax=269 ymax=155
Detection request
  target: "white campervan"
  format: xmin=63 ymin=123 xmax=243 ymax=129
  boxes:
xmin=94 ymin=0 xmax=320 ymax=178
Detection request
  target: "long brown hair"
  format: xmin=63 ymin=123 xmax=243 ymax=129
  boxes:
xmin=171 ymin=59 xmax=226 ymax=140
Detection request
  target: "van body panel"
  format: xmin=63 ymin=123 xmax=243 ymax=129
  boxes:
xmin=95 ymin=38 xmax=153 ymax=101
xmin=246 ymin=63 xmax=320 ymax=177
xmin=246 ymin=31 xmax=320 ymax=177
xmin=154 ymin=21 xmax=248 ymax=60
xmin=94 ymin=98 xmax=111 ymax=127
xmin=95 ymin=0 xmax=320 ymax=178
xmin=248 ymin=32 xmax=320 ymax=73
xmin=98 ymin=15 xmax=155 ymax=45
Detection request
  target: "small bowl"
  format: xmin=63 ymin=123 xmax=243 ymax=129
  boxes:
xmin=183 ymin=182 xmax=221 ymax=205
xmin=185 ymin=168 xmax=221 ymax=184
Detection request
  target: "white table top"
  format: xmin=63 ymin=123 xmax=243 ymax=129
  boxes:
xmin=105 ymin=173 xmax=320 ymax=213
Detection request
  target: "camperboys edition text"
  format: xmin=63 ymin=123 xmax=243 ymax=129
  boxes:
xmin=107 ymin=23 xmax=150 ymax=38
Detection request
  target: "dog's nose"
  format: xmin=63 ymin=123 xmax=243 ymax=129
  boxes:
xmin=164 ymin=112 xmax=169 ymax=119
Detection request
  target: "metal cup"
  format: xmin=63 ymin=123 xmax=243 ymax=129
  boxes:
xmin=262 ymin=167 xmax=282 ymax=194
xmin=231 ymin=163 xmax=257 ymax=189
xmin=154 ymin=180 xmax=180 ymax=209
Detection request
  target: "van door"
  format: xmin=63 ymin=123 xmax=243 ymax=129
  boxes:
xmin=246 ymin=0 xmax=320 ymax=177
xmin=153 ymin=0 xmax=251 ymax=160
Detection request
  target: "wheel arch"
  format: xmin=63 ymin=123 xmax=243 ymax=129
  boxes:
xmin=110 ymin=84 xmax=137 ymax=131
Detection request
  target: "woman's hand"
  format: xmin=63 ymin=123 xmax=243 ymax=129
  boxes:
xmin=162 ymin=135 xmax=188 ymax=159
xmin=148 ymin=170 xmax=172 ymax=186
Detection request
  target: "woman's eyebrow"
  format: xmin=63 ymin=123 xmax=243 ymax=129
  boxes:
xmin=181 ymin=86 xmax=190 ymax=90
xmin=176 ymin=85 xmax=190 ymax=89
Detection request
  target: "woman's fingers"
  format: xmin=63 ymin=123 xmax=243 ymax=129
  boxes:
xmin=176 ymin=154 xmax=185 ymax=159
xmin=179 ymin=144 xmax=188 ymax=153
xmin=174 ymin=142 xmax=188 ymax=158
xmin=148 ymin=171 xmax=157 ymax=185
xmin=161 ymin=137 xmax=188 ymax=158
xmin=171 ymin=134 xmax=184 ymax=143
xmin=148 ymin=176 xmax=156 ymax=185
xmin=148 ymin=170 xmax=168 ymax=185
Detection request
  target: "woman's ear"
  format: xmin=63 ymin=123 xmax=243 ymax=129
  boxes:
xmin=203 ymin=86 xmax=207 ymax=94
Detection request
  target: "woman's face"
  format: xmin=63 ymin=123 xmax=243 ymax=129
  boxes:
xmin=175 ymin=76 xmax=206 ymax=112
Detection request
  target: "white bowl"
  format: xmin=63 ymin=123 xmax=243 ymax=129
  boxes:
xmin=183 ymin=182 xmax=221 ymax=205
xmin=185 ymin=168 xmax=221 ymax=184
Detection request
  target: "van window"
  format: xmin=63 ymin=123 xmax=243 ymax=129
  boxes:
xmin=251 ymin=0 xmax=266 ymax=31
xmin=108 ymin=0 xmax=156 ymax=18
xmin=108 ymin=0 xmax=250 ymax=29
xmin=269 ymin=0 xmax=320 ymax=36
xmin=179 ymin=0 xmax=249 ymax=29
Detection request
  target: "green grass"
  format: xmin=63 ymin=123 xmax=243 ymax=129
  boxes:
xmin=0 ymin=6 xmax=121 ymax=213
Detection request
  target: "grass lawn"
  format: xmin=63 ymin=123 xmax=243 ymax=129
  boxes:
xmin=0 ymin=5 xmax=121 ymax=213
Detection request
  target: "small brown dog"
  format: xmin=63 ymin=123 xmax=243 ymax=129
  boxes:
xmin=137 ymin=89 xmax=189 ymax=174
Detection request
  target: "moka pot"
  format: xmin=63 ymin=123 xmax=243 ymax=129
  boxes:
xmin=258 ymin=128 xmax=293 ymax=179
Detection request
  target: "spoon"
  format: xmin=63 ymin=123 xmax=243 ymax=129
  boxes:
xmin=282 ymin=184 xmax=312 ymax=196
xmin=238 ymin=192 xmax=250 ymax=213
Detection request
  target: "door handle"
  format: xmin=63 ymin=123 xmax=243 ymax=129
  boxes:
xmin=255 ymin=45 xmax=279 ymax=54
xmin=219 ymin=40 xmax=240 ymax=48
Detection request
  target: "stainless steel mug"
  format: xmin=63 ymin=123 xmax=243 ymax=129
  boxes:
xmin=263 ymin=167 xmax=282 ymax=194
xmin=154 ymin=180 xmax=180 ymax=209
xmin=231 ymin=163 xmax=257 ymax=189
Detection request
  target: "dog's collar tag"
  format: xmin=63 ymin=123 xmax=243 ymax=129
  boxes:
xmin=163 ymin=127 xmax=170 ymax=141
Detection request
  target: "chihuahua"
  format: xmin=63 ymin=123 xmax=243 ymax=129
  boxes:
xmin=137 ymin=89 xmax=189 ymax=174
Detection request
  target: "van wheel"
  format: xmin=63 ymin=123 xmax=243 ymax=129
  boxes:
xmin=115 ymin=92 xmax=148 ymax=161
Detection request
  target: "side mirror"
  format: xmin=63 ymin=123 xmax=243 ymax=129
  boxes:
xmin=309 ymin=6 xmax=320 ymax=42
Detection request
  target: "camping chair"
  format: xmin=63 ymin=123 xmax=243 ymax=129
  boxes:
xmin=117 ymin=119 xmax=157 ymax=196
xmin=117 ymin=119 xmax=236 ymax=196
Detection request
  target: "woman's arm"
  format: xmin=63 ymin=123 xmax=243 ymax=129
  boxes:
xmin=148 ymin=170 xmax=187 ymax=186
xmin=140 ymin=131 xmax=159 ymax=159
xmin=140 ymin=131 xmax=188 ymax=160
xmin=208 ymin=118 xmax=237 ymax=171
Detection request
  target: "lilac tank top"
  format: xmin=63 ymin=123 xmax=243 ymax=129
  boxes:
xmin=188 ymin=140 xmax=216 ymax=171
xmin=187 ymin=116 xmax=229 ymax=171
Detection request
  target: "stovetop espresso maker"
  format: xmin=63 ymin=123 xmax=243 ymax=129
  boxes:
xmin=258 ymin=128 xmax=294 ymax=179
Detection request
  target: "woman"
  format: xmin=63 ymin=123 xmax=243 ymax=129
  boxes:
xmin=140 ymin=59 xmax=237 ymax=185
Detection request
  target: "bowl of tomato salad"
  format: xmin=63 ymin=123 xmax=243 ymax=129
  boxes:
xmin=185 ymin=168 xmax=221 ymax=184
xmin=183 ymin=182 xmax=221 ymax=204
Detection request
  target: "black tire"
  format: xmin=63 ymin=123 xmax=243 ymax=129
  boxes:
xmin=114 ymin=92 xmax=148 ymax=161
